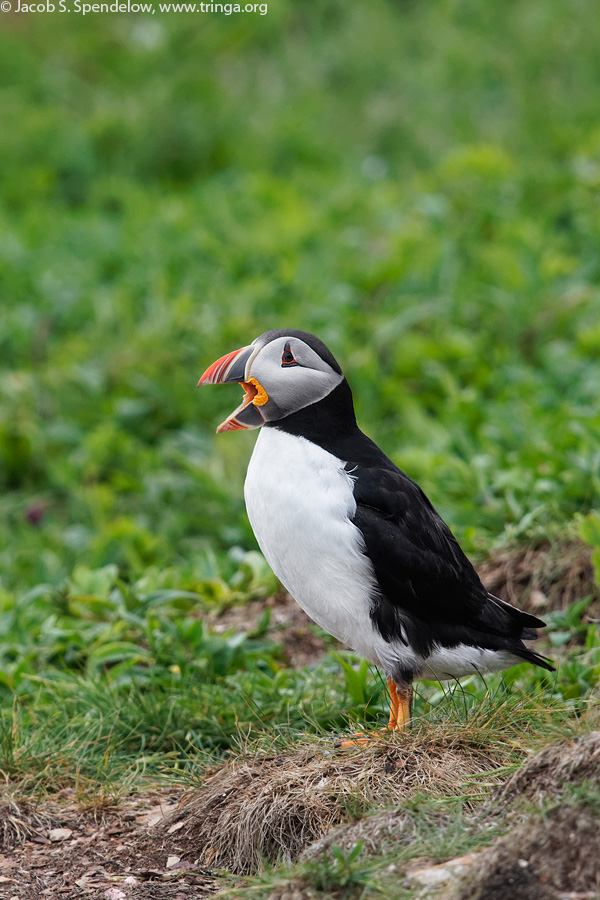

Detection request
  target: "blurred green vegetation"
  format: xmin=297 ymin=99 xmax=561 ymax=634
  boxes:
xmin=1 ymin=0 xmax=600 ymax=787
xmin=2 ymin=0 xmax=600 ymax=594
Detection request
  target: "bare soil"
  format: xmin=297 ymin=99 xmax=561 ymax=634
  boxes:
xmin=0 ymin=792 xmax=219 ymax=899
xmin=3 ymin=732 xmax=599 ymax=896
xmin=445 ymin=730 xmax=600 ymax=900
xmin=208 ymin=590 xmax=336 ymax=669
xmin=0 ymin=733 xmax=504 ymax=895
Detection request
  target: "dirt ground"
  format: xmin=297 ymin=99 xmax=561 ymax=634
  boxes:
xmin=445 ymin=731 xmax=600 ymax=900
xmin=0 ymin=792 xmax=221 ymax=900
xmin=208 ymin=589 xmax=335 ymax=669
xmin=450 ymin=803 xmax=600 ymax=900
xmin=4 ymin=732 xmax=599 ymax=899
xmin=0 ymin=732 xmax=505 ymax=898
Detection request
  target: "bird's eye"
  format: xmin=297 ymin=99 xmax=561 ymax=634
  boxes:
xmin=281 ymin=343 xmax=297 ymax=367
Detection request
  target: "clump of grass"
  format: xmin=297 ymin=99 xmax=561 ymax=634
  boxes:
xmin=300 ymin=807 xmax=416 ymax=863
xmin=494 ymin=728 xmax=600 ymax=810
xmin=0 ymin=792 xmax=51 ymax=849
xmin=150 ymin=716 xmax=532 ymax=876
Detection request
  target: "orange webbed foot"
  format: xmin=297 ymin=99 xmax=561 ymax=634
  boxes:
xmin=336 ymin=680 xmax=413 ymax=749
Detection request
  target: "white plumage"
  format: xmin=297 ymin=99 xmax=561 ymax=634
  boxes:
xmin=245 ymin=428 xmax=383 ymax=662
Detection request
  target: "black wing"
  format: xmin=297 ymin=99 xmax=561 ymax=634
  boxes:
xmin=348 ymin=459 xmax=553 ymax=670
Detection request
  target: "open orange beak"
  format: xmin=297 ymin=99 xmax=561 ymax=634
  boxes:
xmin=198 ymin=345 xmax=267 ymax=433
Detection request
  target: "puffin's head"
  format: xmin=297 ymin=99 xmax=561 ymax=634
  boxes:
xmin=198 ymin=329 xmax=344 ymax=432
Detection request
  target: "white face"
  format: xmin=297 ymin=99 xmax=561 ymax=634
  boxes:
xmin=247 ymin=334 xmax=344 ymax=422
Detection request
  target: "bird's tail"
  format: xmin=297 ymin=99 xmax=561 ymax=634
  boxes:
xmin=512 ymin=644 xmax=555 ymax=672
xmin=487 ymin=592 xmax=555 ymax=671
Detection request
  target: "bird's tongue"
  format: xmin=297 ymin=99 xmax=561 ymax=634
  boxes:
xmin=241 ymin=381 xmax=259 ymax=405
xmin=216 ymin=380 xmax=264 ymax=433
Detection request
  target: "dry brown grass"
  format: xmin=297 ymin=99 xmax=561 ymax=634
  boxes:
xmin=477 ymin=540 xmax=598 ymax=616
xmin=0 ymin=796 xmax=51 ymax=849
xmin=494 ymin=730 xmax=600 ymax=809
xmin=148 ymin=732 xmax=509 ymax=875
xmin=299 ymin=806 xmax=416 ymax=862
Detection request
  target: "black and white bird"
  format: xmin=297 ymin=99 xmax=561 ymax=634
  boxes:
xmin=199 ymin=330 xmax=553 ymax=735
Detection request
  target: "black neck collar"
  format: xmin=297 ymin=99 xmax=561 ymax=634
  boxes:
xmin=266 ymin=379 xmax=359 ymax=453
xmin=267 ymin=378 xmax=394 ymax=471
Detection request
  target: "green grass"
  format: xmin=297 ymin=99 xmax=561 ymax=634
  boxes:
xmin=0 ymin=562 xmax=596 ymax=794
xmin=2 ymin=2 xmax=600 ymax=894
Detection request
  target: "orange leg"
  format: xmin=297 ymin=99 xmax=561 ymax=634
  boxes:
xmin=387 ymin=678 xmax=412 ymax=730
xmin=337 ymin=679 xmax=413 ymax=748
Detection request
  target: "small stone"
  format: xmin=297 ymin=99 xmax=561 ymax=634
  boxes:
xmin=407 ymin=854 xmax=476 ymax=886
xmin=48 ymin=828 xmax=73 ymax=843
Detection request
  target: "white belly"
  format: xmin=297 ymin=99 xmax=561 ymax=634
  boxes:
xmin=244 ymin=428 xmax=403 ymax=669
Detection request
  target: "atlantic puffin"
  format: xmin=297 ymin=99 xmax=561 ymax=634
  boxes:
xmin=199 ymin=329 xmax=553 ymax=735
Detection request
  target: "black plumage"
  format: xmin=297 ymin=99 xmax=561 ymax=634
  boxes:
xmin=272 ymin=377 xmax=553 ymax=684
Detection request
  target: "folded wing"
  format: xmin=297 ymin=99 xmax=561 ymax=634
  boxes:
xmin=348 ymin=460 xmax=553 ymax=670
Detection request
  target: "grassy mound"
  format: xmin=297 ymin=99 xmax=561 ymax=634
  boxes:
xmin=495 ymin=730 xmax=600 ymax=808
xmin=299 ymin=806 xmax=416 ymax=863
xmin=452 ymin=803 xmax=600 ymax=900
xmin=441 ymin=729 xmax=600 ymax=900
xmin=149 ymin=731 xmax=508 ymax=874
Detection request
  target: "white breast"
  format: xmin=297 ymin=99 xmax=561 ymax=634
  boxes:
xmin=244 ymin=428 xmax=396 ymax=667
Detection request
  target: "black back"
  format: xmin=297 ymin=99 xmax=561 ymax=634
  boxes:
xmin=271 ymin=380 xmax=553 ymax=676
